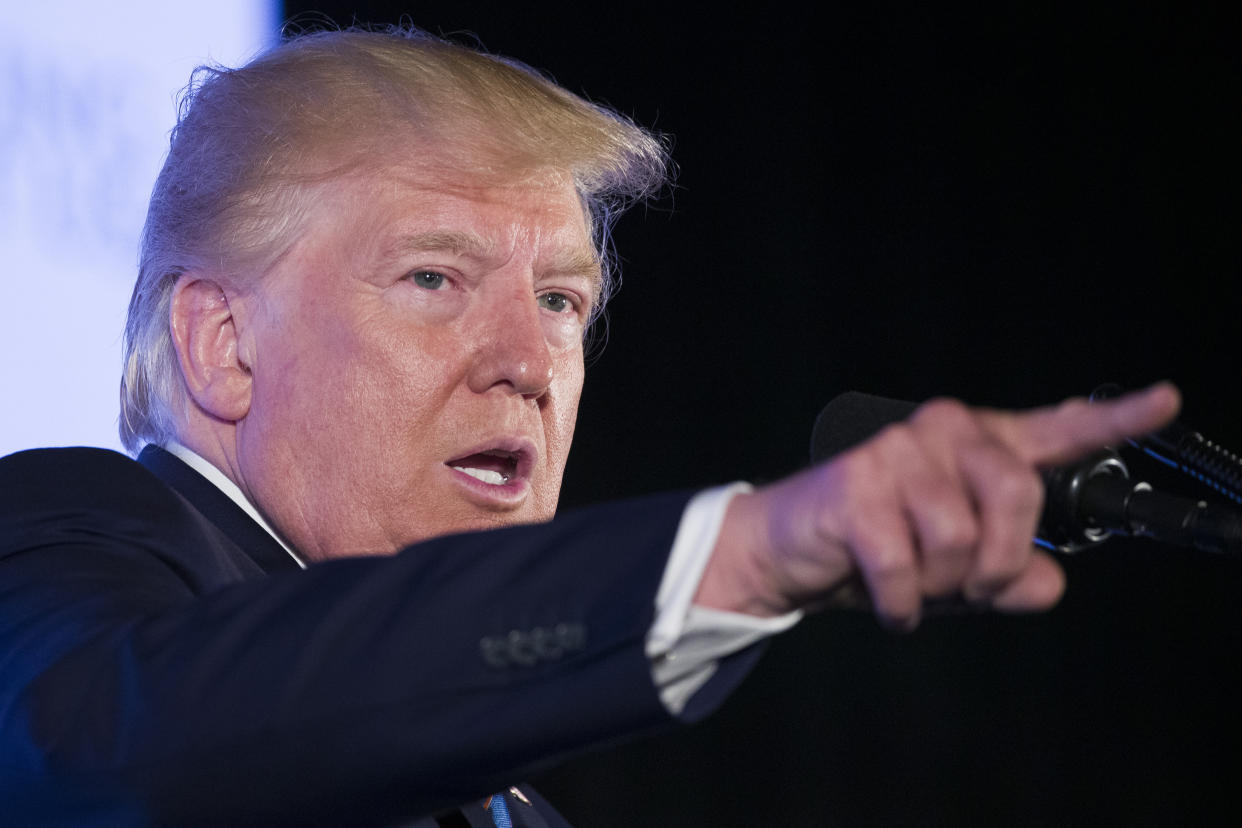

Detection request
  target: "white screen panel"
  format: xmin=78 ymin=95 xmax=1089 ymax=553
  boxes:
xmin=0 ymin=1 xmax=279 ymax=455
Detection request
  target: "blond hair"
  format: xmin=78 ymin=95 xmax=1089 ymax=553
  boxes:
xmin=120 ymin=26 xmax=669 ymax=452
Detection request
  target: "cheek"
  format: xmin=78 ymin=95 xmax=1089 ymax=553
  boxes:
xmin=253 ymin=312 xmax=410 ymax=444
xmin=542 ymin=353 xmax=585 ymax=469
xmin=541 ymin=313 xmax=587 ymax=350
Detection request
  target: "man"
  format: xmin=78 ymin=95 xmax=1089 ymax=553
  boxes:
xmin=0 ymin=26 xmax=1179 ymax=827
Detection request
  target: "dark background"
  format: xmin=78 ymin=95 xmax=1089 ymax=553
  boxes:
xmin=284 ymin=4 xmax=1242 ymax=825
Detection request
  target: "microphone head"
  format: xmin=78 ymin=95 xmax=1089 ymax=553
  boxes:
xmin=810 ymin=391 xmax=918 ymax=463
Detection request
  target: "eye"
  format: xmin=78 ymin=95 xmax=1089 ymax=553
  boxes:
xmin=537 ymin=292 xmax=575 ymax=314
xmin=408 ymin=270 xmax=446 ymax=290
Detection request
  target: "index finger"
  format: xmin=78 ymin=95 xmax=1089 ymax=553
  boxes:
xmin=979 ymin=382 xmax=1181 ymax=467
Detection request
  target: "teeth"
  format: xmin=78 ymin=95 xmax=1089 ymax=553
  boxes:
xmin=453 ymin=466 xmax=509 ymax=485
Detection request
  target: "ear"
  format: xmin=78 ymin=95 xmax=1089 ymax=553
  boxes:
xmin=170 ymin=275 xmax=252 ymax=423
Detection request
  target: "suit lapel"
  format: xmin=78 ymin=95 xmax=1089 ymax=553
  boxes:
xmin=137 ymin=445 xmax=300 ymax=575
xmin=138 ymin=447 xmax=570 ymax=827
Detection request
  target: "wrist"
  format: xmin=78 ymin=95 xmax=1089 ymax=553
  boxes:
xmin=692 ymin=490 xmax=794 ymax=618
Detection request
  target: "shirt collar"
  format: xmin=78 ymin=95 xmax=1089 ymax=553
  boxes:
xmin=162 ymin=442 xmax=307 ymax=570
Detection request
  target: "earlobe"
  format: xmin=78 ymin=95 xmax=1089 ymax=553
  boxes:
xmin=170 ymin=275 xmax=252 ymax=423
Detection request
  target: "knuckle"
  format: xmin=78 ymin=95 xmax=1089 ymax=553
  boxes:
xmin=839 ymin=443 xmax=886 ymax=480
xmin=913 ymin=397 xmax=975 ymax=432
xmin=913 ymin=488 xmax=977 ymax=551
xmin=909 ymin=473 xmax=976 ymax=544
xmin=928 ymin=511 xmax=980 ymax=554
xmin=874 ymin=421 xmax=916 ymax=453
xmin=829 ymin=448 xmax=894 ymax=507
xmin=856 ymin=538 xmax=913 ymax=582
xmin=919 ymin=517 xmax=977 ymax=596
xmin=990 ymin=466 xmax=1044 ymax=512
xmin=840 ymin=429 xmax=910 ymax=485
xmin=811 ymin=506 xmax=845 ymax=549
xmin=1055 ymin=396 xmax=1092 ymax=419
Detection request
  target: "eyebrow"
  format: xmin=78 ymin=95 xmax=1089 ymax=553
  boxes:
xmin=397 ymin=230 xmax=495 ymax=259
xmin=396 ymin=230 xmax=604 ymax=297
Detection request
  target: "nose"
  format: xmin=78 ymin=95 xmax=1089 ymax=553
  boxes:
xmin=466 ymin=284 xmax=554 ymax=399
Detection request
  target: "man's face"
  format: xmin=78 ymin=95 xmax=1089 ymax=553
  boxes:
xmin=232 ymin=162 xmax=597 ymax=561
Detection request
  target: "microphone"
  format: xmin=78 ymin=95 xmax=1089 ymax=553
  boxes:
xmin=809 ymin=391 xmax=1242 ymax=556
xmin=1091 ymin=383 xmax=1242 ymax=504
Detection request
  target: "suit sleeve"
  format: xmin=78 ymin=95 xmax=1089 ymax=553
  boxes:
xmin=0 ymin=448 xmax=702 ymax=827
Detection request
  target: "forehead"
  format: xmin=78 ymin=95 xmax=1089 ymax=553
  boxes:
xmin=322 ymin=161 xmax=599 ymax=272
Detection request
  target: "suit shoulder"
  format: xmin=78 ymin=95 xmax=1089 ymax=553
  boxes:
xmin=0 ymin=447 xmax=194 ymax=570
xmin=0 ymin=446 xmax=173 ymax=512
xmin=0 ymin=446 xmax=263 ymax=594
xmin=1 ymin=446 xmax=143 ymax=473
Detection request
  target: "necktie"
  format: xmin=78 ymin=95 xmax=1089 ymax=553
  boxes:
xmin=488 ymin=792 xmax=514 ymax=828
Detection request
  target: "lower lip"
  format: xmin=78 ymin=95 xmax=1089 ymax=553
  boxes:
xmin=446 ymin=465 xmax=532 ymax=508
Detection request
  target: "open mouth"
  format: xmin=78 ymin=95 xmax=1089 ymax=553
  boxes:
xmin=446 ymin=449 xmax=523 ymax=486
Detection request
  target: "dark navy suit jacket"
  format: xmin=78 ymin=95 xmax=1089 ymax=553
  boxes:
xmin=0 ymin=446 xmax=754 ymax=826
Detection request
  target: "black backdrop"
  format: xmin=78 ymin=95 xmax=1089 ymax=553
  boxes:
xmin=281 ymin=4 xmax=1242 ymax=825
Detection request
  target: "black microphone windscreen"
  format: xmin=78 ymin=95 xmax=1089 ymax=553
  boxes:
xmin=810 ymin=392 xmax=918 ymax=463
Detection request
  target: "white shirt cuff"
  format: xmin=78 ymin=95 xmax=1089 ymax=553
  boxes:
xmin=646 ymin=483 xmax=803 ymax=714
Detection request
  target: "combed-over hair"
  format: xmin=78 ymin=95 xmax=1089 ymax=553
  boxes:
xmin=119 ymin=25 xmax=669 ymax=453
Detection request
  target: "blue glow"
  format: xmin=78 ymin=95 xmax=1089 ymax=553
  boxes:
xmin=1141 ymin=446 xmax=1180 ymax=469
xmin=0 ymin=1 xmax=279 ymax=457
